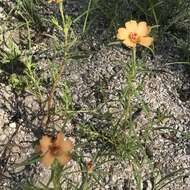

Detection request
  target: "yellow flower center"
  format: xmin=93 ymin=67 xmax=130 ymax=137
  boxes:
xmin=49 ymin=145 xmax=62 ymax=156
xmin=129 ymin=32 xmax=138 ymax=43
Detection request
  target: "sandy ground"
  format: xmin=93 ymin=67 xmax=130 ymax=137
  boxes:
xmin=0 ymin=0 xmax=190 ymax=189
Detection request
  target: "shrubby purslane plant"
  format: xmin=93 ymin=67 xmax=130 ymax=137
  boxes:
xmin=1 ymin=0 xmax=189 ymax=189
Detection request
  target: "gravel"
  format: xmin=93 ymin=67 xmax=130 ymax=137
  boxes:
xmin=0 ymin=0 xmax=190 ymax=189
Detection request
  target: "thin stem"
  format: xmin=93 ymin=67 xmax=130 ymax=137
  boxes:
xmin=45 ymin=62 xmax=65 ymax=126
xmin=149 ymin=0 xmax=159 ymax=26
xmin=26 ymin=57 xmax=42 ymax=103
xmin=59 ymin=2 xmax=65 ymax=26
xmin=125 ymin=47 xmax=137 ymax=121
xmin=132 ymin=47 xmax=136 ymax=79
xmin=52 ymin=166 xmax=62 ymax=190
xmin=26 ymin=20 xmax=32 ymax=53
xmin=41 ymin=2 xmax=68 ymax=128
xmin=83 ymin=0 xmax=92 ymax=32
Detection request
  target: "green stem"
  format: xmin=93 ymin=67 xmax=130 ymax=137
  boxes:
xmin=52 ymin=168 xmax=62 ymax=190
xmin=124 ymin=47 xmax=137 ymax=122
xmin=132 ymin=47 xmax=136 ymax=79
xmin=26 ymin=57 xmax=42 ymax=103
xmin=59 ymin=2 xmax=68 ymax=56
xmin=149 ymin=0 xmax=159 ymax=26
xmin=83 ymin=0 xmax=92 ymax=32
xmin=59 ymin=2 xmax=68 ymax=46
xmin=59 ymin=2 xmax=65 ymax=26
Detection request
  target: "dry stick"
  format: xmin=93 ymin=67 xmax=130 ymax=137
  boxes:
xmin=1 ymin=123 xmax=21 ymax=175
xmin=42 ymin=61 xmax=65 ymax=128
xmin=42 ymin=2 xmax=68 ymax=128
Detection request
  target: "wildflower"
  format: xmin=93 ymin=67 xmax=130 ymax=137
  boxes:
xmin=117 ymin=20 xmax=153 ymax=48
xmin=38 ymin=132 xmax=74 ymax=167
xmin=48 ymin=0 xmax=64 ymax=4
xmin=86 ymin=160 xmax=93 ymax=174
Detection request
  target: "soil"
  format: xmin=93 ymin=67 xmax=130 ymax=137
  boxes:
xmin=0 ymin=0 xmax=190 ymax=189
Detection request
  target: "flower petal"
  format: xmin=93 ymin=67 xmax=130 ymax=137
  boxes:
xmin=54 ymin=132 xmax=65 ymax=146
xmin=61 ymin=139 xmax=74 ymax=153
xmin=125 ymin=20 xmax=138 ymax=33
xmin=87 ymin=161 xmax=93 ymax=173
xmin=137 ymin=22 xmax=150 ymax=37
xmin=139 ymin=37 xmax=153 ymax=47
xmin=41 ymin=151 xmax=54 ymax=167
xmin=123 ymin=38 xmax=136 ymax=48
xmin=57 ymin=153 xmax=71 ymax=166
xmin=39 ymin=136 xmax=52 ymax=154
xmin=117 ymin=28 xmax=129 ymax=40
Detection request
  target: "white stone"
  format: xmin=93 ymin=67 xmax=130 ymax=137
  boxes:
xmin=9 ymin=122 xmax=16 ymax=128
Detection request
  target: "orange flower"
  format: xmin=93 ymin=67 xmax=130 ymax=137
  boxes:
xmin=86 ymin=160 xmax=93 ymax=174
xmin=117 ymin=20 xmax=153 ymax=48
xmin=48 ymin=0 xmax=64 ymax=3
xmin=38 ymin=132 xmax=74 ymax=167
